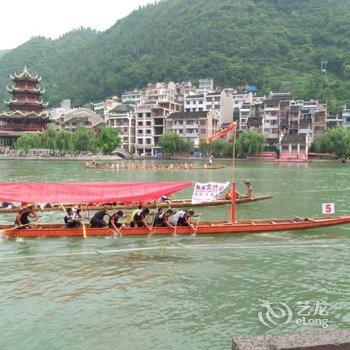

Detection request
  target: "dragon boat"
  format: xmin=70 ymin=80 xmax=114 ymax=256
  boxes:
xmin=0 ymin=195 xmax=272 ymax=214
xmin=0 ymin=181 xmax=349 ymax=238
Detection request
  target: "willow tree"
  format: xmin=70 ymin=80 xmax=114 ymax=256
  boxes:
xmin=236 ymin=131 xmax=266 ymax=158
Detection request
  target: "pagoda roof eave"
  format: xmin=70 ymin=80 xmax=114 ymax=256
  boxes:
xmin=0 ymin=111 xmax=50 ymax=121
xmin=10 ymin=66 xmax=41 ymax=82
xmin=6 ymin=85 xmax=45 ymax=94
xmin=4 ymin=98 xmax=48 ymax=107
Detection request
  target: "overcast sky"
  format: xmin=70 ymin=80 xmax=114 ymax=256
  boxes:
xmin=0 ymin=0 xmax=155 ymax=50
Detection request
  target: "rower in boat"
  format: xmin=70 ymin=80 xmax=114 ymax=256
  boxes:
xmin=169 ymin=210 xmax=194 ymax=227
xmin=64 ymin=207 xmax=82 ymax=228
xmin=153 ymin=208 xmax=174 ymax=227
xmin=244 ymin=180 xmax=253 ymax=199
xmin=90 ymin=207 xmax=108 ymax=228
xmin=225 ymin=188 xmax=240 ymax=200
xmin=108 ymin=210 xmax=124 ymax=229
xmin=131 ymin=207 xmax=150 ymax=227
xmin=14 ymin=205 xmax=38 ymax=229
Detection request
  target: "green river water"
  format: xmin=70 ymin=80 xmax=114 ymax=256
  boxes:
xmin=0 ymin=160 xmax=349 ymax=349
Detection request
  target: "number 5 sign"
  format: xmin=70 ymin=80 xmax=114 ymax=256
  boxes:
xmin=322 ymin=203 xmax=335 ymax=214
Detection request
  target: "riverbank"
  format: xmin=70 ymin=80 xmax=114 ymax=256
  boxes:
xmin=0 ymin=154 xmax=346 ymax=163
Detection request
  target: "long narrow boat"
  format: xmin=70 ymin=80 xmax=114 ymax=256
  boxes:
xmin=0 ymin=195 xmax=272 ymax=214
xmin=2 ymin=216 xmax=350 ymax=238
xmin=1 ymin=181 xmax=348 ymax=239
xmin=84 ymin=163 xmax=225 ymax=171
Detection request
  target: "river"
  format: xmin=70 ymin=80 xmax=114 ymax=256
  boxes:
xmin=0 ymin=160 xmax=349 ymax=349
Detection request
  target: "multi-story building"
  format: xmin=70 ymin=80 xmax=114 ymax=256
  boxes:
xmin=238 ymin=103 xmax=251 ymax=131
xmin=0 ymin=66 xmax=50 ymax=146
xmin=342 ymin=105 xmax=350 ymax=127
xmin=184 ymin=90 xmax=233 ymax=124
xmin=184 ymin=94 xmax=206 ymax=112
xmin=326 ymin=115 xmax=343 ymax=128
xmin=145 ymin=82 xmax=180 ymax=104
xmin=232 ymin=92 xmax=253 ymax=110
xmin=134 ymin=99 xmax=181 ymax=156
xmin=165 ymin=110 xmax=220 ymax=148
xmin=54 ymin=108 xmax=104 ymax=131
xmin=198 ymin=78 xmax=214 ymax=93
xmin=261 ymin=99 xmax=280 ymax=143
xmin=105 ymin=105 xmax=135 ymax=153
xmin=121 ymin=90 xmax=145 ymax=106
xmin=93 ymin=96 xmax=119 ymax=116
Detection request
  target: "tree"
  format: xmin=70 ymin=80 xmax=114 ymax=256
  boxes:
xmin=183 ymin=139 xmax=194 ymax=153
xmin=97 ymin=126 xmax=121 ymax=154
xmin=236 ymin=131 xmax=266 ymax=158
xmin=41 ymin=125 xmax=58 ymax=152
xmin=73 ymin=124 xmax=97 ymax=152
xmin=314 ymin=126 xmax=350 ymax=160
xmin=211 ymin=139 xmax=233 ymax=157
xmin=159 ymin=132 xmax=184 ymax=155
xmin=14 ymin=133 xmax=41 ymax=152
xmin=55 ymin=130 xmax=74 ymax=153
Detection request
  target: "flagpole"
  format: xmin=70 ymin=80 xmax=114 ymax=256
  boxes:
xmin=230 ymin=125 xmax=237 ymax=222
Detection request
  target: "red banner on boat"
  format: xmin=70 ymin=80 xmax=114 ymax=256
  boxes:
xmin=0 ymin=182 xmax=192 ymax=204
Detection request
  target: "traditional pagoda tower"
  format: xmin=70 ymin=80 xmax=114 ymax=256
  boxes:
xmin=0 ymin=66 xmax=49 ymax=146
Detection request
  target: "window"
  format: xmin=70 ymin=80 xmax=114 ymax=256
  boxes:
xmin=200 ymin=120 xmax=206 ymax=125
xmin=123 ymin=127 xmax=128 ymax=133
xmin=198 ymin=108 xmax=203 ymax=111
xmin=179 ymin=129 xmax=183 ymax=134
xmin=200 ymin=128 xmax=206 ymax=134
xmin=186 ymin=100 xmax=190 ymax=105
xmin=146 ymin=129 xmax=151 ymax=134
xmin=138 ymin=139 xmax=142 ymax=144
xmin=214 ymin=97 xmax=220 ymax=101
xmin=292 ymin=144 xmax=298 ymax=151
xmin=199 ymin=100 xmax=203 ymax=104
xmin=137 ymin=113 xmax=143 ymax=118
xmin=282 ymin=145 xmax=289 ymax=151
xmin=146 ymin=139 xmax=151 ymax=145
xmin=138 ymin=130 xmax=143 ymax=134
xmin=300 ymin=144 xmax=305 ymax=151
xmin=146 ymin=113 xmax=151 ymax=118
xmin=138 ymin=121 xmax=143 ymax=126
xmin=146 ymin=121 xmax=151 ymax=126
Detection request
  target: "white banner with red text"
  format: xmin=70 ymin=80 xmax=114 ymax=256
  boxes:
xmin=191 ymin=182 xmax=230 ymax=204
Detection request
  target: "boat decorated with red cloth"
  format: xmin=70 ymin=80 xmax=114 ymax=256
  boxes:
xmin=0 ymin=181 xmax=349 ymax=238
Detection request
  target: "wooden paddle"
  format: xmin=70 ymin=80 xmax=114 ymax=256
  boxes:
xmin=191 ymin=214 xmax=202 ymax=236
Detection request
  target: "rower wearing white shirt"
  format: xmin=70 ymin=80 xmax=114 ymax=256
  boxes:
xmin=169 ymin=210 xmax=194 ymax=226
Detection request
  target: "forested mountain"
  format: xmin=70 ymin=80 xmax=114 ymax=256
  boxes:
xmin=0 ymin=50 xmax=9 ymax=59
xmin=0 ymin=0 xmax=349 ymax=111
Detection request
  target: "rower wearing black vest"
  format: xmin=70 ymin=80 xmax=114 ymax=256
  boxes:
xmin=109 ymin=210 xmax=124 ymax=229
xmin=153 ymin=208 xmax=173 ymax=227
xmin=14 ymin=205 xmax=38 ymax=228
xmin=90 ymin=208 xmax=108 ymax=228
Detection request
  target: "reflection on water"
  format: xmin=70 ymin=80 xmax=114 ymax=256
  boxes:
xmin=0 ymin=160 xmax=349 ymax=350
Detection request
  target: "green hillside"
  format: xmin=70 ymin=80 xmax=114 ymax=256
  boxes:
xmin=0 ymin=0 xmax=349 ymax=111
xmin=0 ymin=50 xmax=10 ymax=59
